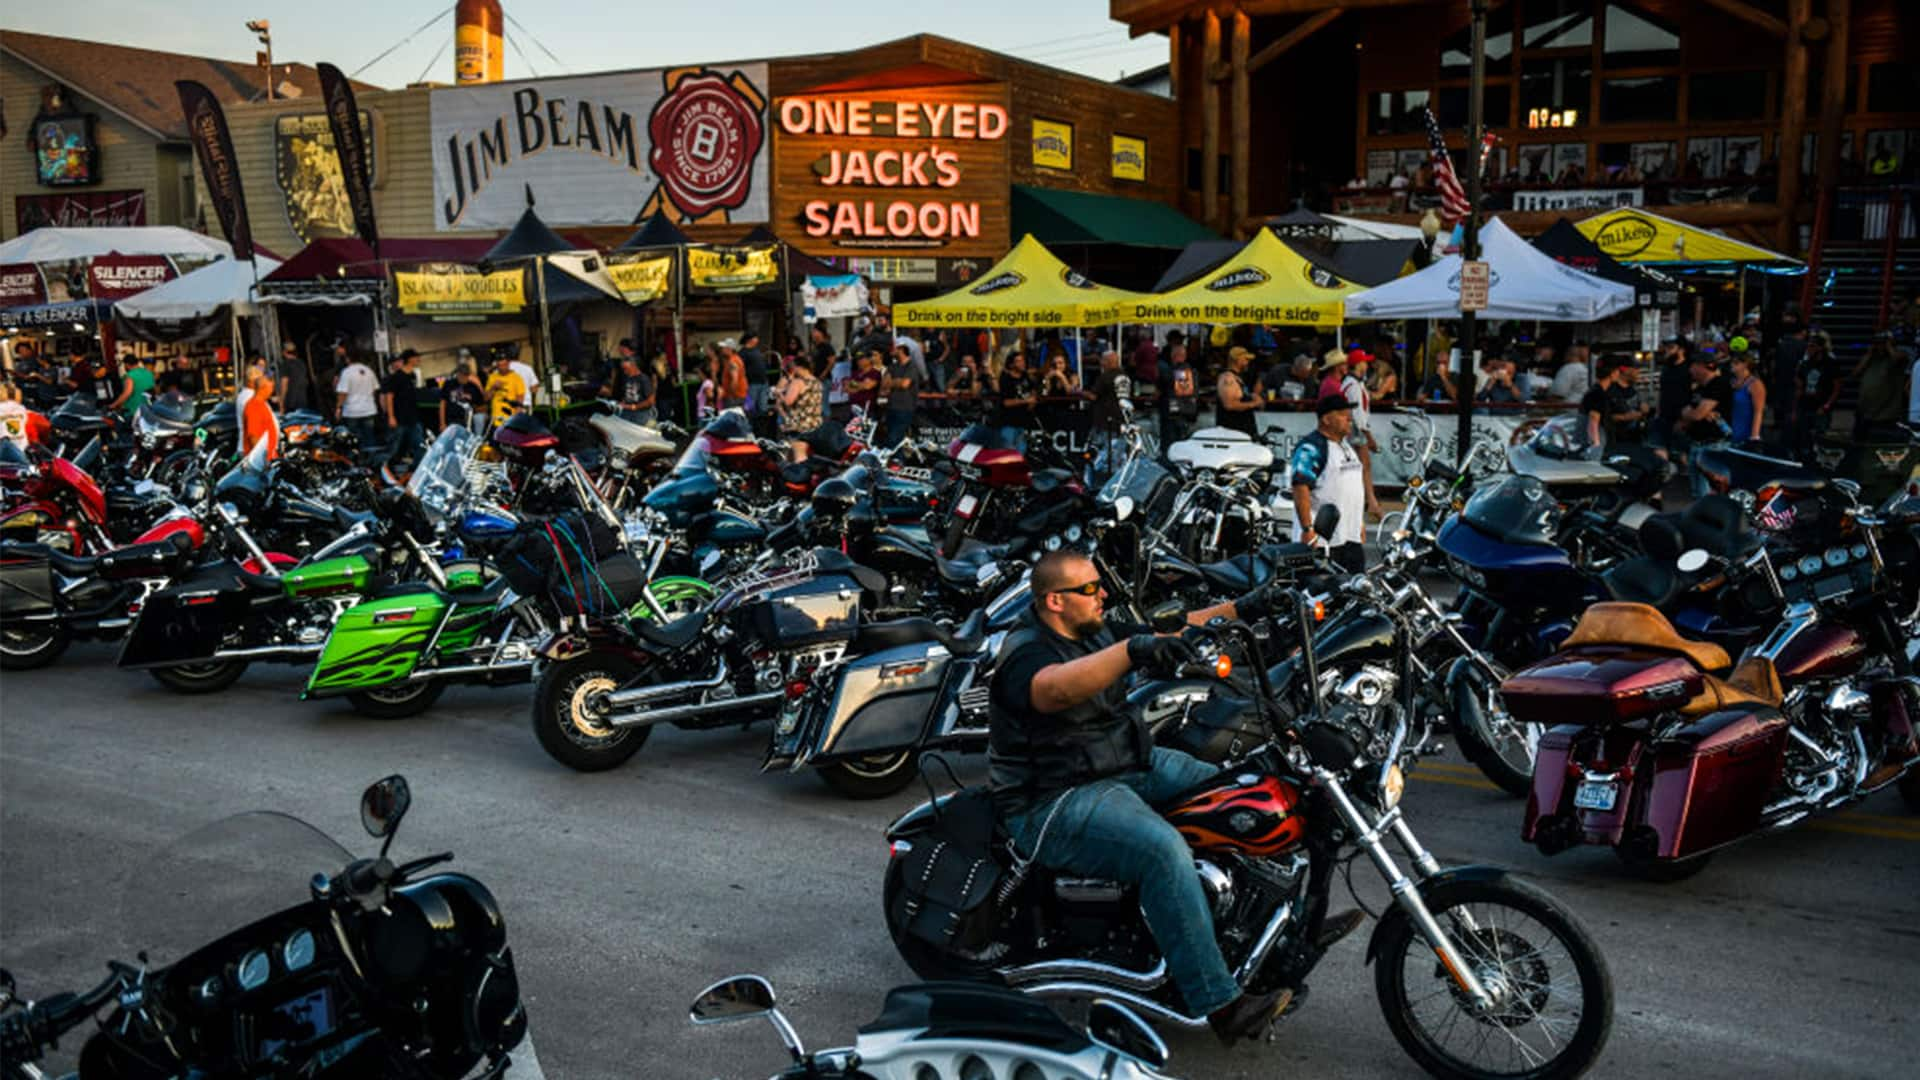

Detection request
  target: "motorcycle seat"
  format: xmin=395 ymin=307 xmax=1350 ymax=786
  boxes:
xmin=443 ymin=575 xmax=511 ymax=607
xmin=934 ymin=546 xmax=1001 ymax=588
xmin=1029 ymin=468 xmax=1073 ymax=495
xmin=632 ymin=609 xmax=708 ymax=650
xmin=852 ymin=615 xmax=986 ymax=656
xmin=1198 ymin=553 xmax=1271 ymax=595
xmin=236 ymin=567 xmax=286 ymax=595
xmin=1599 ymin=557 xmax=1678 ymax=608
xmin=1678 ymin=495 xmax=1761 ymax=560
xmin=1562 ymin=602 xmax=1730 ymax=672
xmin=5 ymin=543 xmax=98 ymax=577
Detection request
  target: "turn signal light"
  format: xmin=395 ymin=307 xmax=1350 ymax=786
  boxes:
xmin=1312 ymin=600 xmax=1326 ymax=621
xmin=1213 ymin=653 xmax=1233 ymax=678
xmin=786 ymin=679 xmax=810 ymax=699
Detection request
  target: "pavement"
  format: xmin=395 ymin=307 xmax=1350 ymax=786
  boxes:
xmin=4 ymin=643 xmax=1919 ymax=1079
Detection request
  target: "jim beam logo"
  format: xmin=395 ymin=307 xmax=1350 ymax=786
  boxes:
xmin=1207 ymin=267 xmax=1270 ymax=292
xmin=1061 ymin=268 xmax=1096 ymax=290
xmin=1304 ymin=263 xmax=1346 ymax=290
xmin=1594 ymin=213 xmax=1659 ymax=258
xmin=970 ymin=271 xmax=1025 ymax=295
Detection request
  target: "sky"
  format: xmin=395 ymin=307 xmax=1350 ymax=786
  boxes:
xmin=9 ymin=1 xmax=1170 ymax=89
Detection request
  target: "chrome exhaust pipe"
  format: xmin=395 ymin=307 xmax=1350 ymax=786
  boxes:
xmin=1018 ymin=982 xmax=1207 ymax=1029
xmin=395 ymin=659 xmax=535 ymax=682
xmin=1000 ymin=957 xmax=1166 ymax=992
xmin=606 ymin=689 xmax=784 ymax=729
xmin=213 ymin=643 xmax=324 ymax=659
xmin=600 ymin=658 xmax=731 ymax=709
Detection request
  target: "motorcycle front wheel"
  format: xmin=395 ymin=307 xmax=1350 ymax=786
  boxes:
xmin=816 ymin=751 xmax=920 ymax=799
xmin=149 ymin=660 xmax=248 ymax=694
xmin=532 ymin=653 xmax=651 ymax=772
xmin=1374 ymin=876 xmax=1612 ymax=1080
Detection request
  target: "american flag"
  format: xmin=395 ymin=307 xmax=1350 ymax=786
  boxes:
xmin=1755 ymin=490 xmax=1798 ymax=532
xmin=1423 ymin=107 xmax=1472 ymax=225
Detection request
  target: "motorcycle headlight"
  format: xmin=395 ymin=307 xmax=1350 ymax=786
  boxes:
xmin=1381 ymin=764 xmax=1406 ymax=808
xmin=1043 ymin=534 xmax=1062 ymax=552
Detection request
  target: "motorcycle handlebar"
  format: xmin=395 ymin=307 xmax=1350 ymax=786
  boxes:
xmin=1 ymin=968 xmax=124 ymax=1062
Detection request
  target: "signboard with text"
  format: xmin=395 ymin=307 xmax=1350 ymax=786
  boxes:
xmin=772 ymin=85 xmax=1012 ymax=260
xmin=1458 ymin=260 xmax=1489 ymax=312
xmin=392 ymin=264 xmax=528 ymax=317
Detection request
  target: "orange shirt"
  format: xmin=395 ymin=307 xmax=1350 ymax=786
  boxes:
xmin=243 ymin=391 xmax=279 ymax=461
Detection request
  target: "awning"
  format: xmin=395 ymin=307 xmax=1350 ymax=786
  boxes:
xmin=1011 ymin=185 xmax=1217 ymax=249
xmin=1123 ymin=229 xmax=1365 ymax=327
xmin=1574 ymin=208 xmax=1800 ymax=265
xmin=895 ymin=234 xmax=1146 ymax=328
xmin=1347 ymin=218 xmax=1636 ymax=323
xmin=0 ymin=226 xmax=232 ymax=264
xmin=115 ymin=256 xmax=282 ymax=321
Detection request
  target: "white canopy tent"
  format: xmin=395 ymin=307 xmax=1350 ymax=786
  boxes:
xmin=114 ymin=256 xmax=281 ymax=321
xmin=1345 ymin=218 xmax=1636 ymax=322
xmin=0 ymin=227 xmax=233 ymax=264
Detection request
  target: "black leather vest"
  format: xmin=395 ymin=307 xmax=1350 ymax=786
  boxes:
xmin=988 ymin=613 xmax=1150 ymax=813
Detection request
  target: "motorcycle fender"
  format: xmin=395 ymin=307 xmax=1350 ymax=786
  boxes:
xmin=885 ymin=795 xmax=953 ymax=842
xmin=1364 ymin=865 xmax=1513 ymax=966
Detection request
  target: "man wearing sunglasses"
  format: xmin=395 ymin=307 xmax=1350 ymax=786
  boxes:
xmin=989 ymin=549 xmax=1335 ymax=1045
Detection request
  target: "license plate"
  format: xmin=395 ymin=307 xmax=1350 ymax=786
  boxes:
xmin=956 ymin=493 xmax=978 ymax=518
xmin=1573 ymin=779 xmax=1618 ymax=812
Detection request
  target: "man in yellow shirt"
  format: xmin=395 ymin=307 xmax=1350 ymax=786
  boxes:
xmin=483 ymin=354 xmax=527 ymax=427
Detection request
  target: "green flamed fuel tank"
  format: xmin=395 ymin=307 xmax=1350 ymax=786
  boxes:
xmin=280 ymin=555 xmax=374 ymax=599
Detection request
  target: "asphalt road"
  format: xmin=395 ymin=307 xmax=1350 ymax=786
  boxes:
xmin=4 ymin=642 xmax=1919 ymax=1079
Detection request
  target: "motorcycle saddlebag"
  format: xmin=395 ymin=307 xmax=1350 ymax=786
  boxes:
xmin=748 ymin=578 xmax=861 ymax=646
xmin=889 ymin=786 xmax=1008 ymax=953
xmin=1642 ymin=707 xmax=1789 ymax=859
xmin=552 ymin=551 xmax=650 ymax=616
xmin=0 ymin=555 xmax=54 ymax=616
xmin=117 ymin=564 xmax=253 ymax=667
xmin=811 ymin=641 xmax=952 ymax=760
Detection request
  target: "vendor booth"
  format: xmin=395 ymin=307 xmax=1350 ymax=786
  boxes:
xmin=1123 ymin=228 xmax=1365 ymax=328
xmin=1346 ymin=218 xmax=1637 ymax=323
xmin=894 ymin=235 xmax=1145 ymax=329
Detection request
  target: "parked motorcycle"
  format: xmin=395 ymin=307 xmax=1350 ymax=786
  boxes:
xmin=0 ymin=530 xmax=201 ymax=671
xmin=0 ymin=776 xmax=530 ymax=1079
xmin=882 ymin=598 xmax=1613 ymax=1079
xmin=935 ymin=421 xmax=1083 ymax=558
xmin=690 ymin=974 xmax=1175 ymax=1079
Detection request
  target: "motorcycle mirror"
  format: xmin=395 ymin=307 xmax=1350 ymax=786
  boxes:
xmin=689 ymin=975 xmax=776 ymax=1024
xmin=1676 ymin=548 xmax=1710 ymax=573
xmin=1147 ymin=600 xmax=1186 ymax=634
xmin=1112 ymin=495 xmax=1135 ymax=522
xmin=360 ymin=775 xmax=412 ymax=846
xmin=1312 ymin=503 xmax=1341 ymax=539
xmin=1087 ymin=999 xmax=1169 ymax=1070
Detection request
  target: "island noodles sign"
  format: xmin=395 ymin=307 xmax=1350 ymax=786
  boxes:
xmin=392 ymin=263 xmax=527 ymax=318
xmin=774 ymin=86 xmax=1012 ymax=260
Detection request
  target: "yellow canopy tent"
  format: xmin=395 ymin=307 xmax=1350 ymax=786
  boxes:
xmin=1120 ymin=229 xmax=1363 ymax=328
xmin=1575 ymin=208 xmax=1799 ymax=264
xmin=894 ymin=234 xmax=1146 ymax=328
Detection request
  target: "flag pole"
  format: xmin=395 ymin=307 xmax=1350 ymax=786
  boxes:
xmin=1455 ymin=0 xmax=1488 ymax=468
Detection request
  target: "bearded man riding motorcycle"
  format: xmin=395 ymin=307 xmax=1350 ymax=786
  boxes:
xmin=989 ymin=549 xmax=1361 ymax=1044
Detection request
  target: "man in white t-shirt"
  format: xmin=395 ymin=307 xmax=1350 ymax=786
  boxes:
xmin=1340 ymin=345 xmax=1381 ymax=519
xmin=1288 ymin=393 xmax=1368 ymax=572
xmin=509 ymin=355 xmax=537 ymax=407
xmin=1551 ymin=344 xmax=1591 ymax=401
xmin=334 ymin=353 xmax=380 ymax=453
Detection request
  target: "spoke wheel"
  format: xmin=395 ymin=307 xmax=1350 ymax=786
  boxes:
xmin=532 ymin=654 xmax=651 ymax=771
xmin=1375 ymin=878 xmax=1612 ymax=1080
xmin=1453 ymin=661 xmax=1540 ymax=798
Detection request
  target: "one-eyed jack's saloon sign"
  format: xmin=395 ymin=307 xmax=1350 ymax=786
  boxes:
xmin=773 ymin=86 xmax=1012 ymax=260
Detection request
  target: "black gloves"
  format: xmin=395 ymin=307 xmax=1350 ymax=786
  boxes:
xmin=1234 ymin=581 xmax=1289 ymax=623
xmin=1127 ymin=634 xmax=1199 ymax=678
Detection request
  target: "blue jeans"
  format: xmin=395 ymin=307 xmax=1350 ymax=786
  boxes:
xmin=883 ymin=408 xmax=915 ymax=447
xmin=1003 ymin=748 xmax=1239 ymax=1016
xmin=341 ymin=416 xmax=378 ymax=458
xmin=1687 ymin=439 xmax=1728 ymax=497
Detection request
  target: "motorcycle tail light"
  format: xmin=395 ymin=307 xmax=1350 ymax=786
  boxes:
xmin=889 ymin=839 xmax=913 ymax=860
xmin=786 ymin=679 xmax=810 ymax=699
xmin=1213 ymin=653 xmax=1233 ymax=678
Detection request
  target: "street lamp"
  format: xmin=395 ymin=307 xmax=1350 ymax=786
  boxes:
xmin=246 ymin=20 xmax=273 ymax=100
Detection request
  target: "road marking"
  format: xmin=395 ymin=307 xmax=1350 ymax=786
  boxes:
xmin=1412 ymin=770 xmax=1502 ymax=792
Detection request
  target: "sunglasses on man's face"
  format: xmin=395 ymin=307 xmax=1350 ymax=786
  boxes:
xmin=1050 ymin=580 xmax=1102 ymax=597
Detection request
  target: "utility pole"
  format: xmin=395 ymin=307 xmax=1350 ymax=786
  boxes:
xmin=247 ymin=20 xmax=274 ymax=100
xmin=1455 ymin=0 xmax=1487 ymax=467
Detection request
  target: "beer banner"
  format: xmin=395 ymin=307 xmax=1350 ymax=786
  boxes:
xmin=603 ymin=251 xmax=674 ymax=303
xmin=87 ymin=253 xmax=176 ymax=301
xmin=685 ymin=243 xmax=778 ymax=295
xmin=175 ymin=81 xmax=254 ymax=261
xmin=317 ymin=62 xmax=380 ymax=254
xmin=392 ymin=263 xmax=528 ymax=317
xmin=0 ymin=264 xmax=47 ymax=308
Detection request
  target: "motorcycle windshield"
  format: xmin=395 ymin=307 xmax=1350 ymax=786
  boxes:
xmin=137 ymin=395 xmax=196 ymax=434
xmin=120 ymin=811 xmax=353 ymax=969
xmin=409 ymin=426 xmax=477 ymax=518
xmin=1098 ymin=454 xmax=1169 ymax=511
xmin=1522 ymin=413 xmax=1602 ymax=461
xmin=1461 ymin=474 xmax=1561 ymax=546
xmin=215 ymin=440 xmax=271 ymax=503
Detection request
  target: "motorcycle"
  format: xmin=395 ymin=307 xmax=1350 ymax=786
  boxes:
xmin=690 ymin=973 xmax=1175 ymax=1079
xmin=1515 ymin=505 xmax=1920 ymax=880
xmin=881 ymin=596 xmax=1613 ymax=1079
xmin=934 ymin=421 xmax=1083 ymax=558
xmin=0 ymin=776 xmax=531 ymax=1079
xmin=0 ymin=528 xmax=202 ymax=671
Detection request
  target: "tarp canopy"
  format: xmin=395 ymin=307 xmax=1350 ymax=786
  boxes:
xmin=1010 ymin=185 xmax=1217 ymax=249
xmin=1297 ymin=238 xmax=1421 ymax=288
xmin=114 ymin=255 xmax=282 ymax=320
xmin=1533 ymin=218 xmax=1686 ymax=306
xmin=895 ymin=234 xmax=1147 ymax=328
xmin=484 ymin=206 xmax=578 ymax=261
xmin=1574 ymin=207 xmax=1800 ymax=265
xmin=621 ymin=213 xmax=692 ymax=251
xmin=1122 ymin=229 xmax=1365 ymax=327
xmin=1346 ymin=218 xmax=1636 ymax=322
xmin=1151 ymin=239 xmax=1244 ymax=292
xmin=0 ymin=226 xmax=232 ymax=264
xmin=1265 ymin=207 xmax=1340 ymax=240
xmin=265 ymin=237 xmax=498 ymax=282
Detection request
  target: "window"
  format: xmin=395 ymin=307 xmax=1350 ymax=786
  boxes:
xmin=1867 ymin=63 xmax=1918 ymax=114
xmin=1521 ymin=58 xmax=1591 ymax=115
xmin=1185 ymin=147 xmax=1201 ymax=192
xmin=1369 ymin=89 xmax=1431 ymax=136
xmin=1438 ymin=84 xmax=1512 ymax=129
xmin=1522 ymin=0 xmax=1592 ymax=50
xmin=1182 ymin=149 xmax=1231 ymax=193
xmin=1439 ymin=3 xmax=1514 ymax=78
xmin=1602 ymin=4 xmax=1679 ymax=68
xmin=1602 ymin=76 xmax=1679 ymax=123
xmin=1689 ymin=71 xmax=1768 ymax=122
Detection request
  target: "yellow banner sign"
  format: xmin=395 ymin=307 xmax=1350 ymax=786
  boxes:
xmin=392 ymin=264 xmax=526 ymax=316
xmin=1032 ymin=118 xmax=1073 ymax=171
xmin=605 ymin=253 xmax=674 ymax=303
xmin=686 ymin=244 xmax=779 ymax=294
xmin=1111 ymin=134 xmax=1146 ymax=182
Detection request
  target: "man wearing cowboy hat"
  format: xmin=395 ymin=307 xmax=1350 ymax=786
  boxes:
xmin=1289 ymin=393 xmax=1368 ymax=572
xmin=1316 ymin=347 xmax=1347 ymax=400
xmin=1215 ymin=346 xmax=1261 ymax=436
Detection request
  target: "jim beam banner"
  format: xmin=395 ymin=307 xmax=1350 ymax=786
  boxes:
xmin=431 ymin=65 xmax=769 ymax=231
xmin=1031 ymin=118 xmax=1073 ymax=171
xmin=686 ymin=243 xmax=779 ymax=295
xmin=316 ymin=62 xmax=381 ymax=252
xmin=1111 ymin=134 xmax=1146 ymax=182
xmin=392 ymin=263 xmax=528 ymax=318
xmin=275 ymin=111 xmax=375 ymax=243
xmin=603 ymin=251 xmax=675 ymax=304
xmin=175 ymin=81 xmax=254 ymax=261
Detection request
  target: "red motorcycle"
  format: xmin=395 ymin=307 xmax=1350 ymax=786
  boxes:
xmin=1513 ymin=510 xmax=1920 ymax=880
xmin=936 ymin=421 xmax=1082 ymax=557
xmin=693 ymin=409 xmax=868 ymax=504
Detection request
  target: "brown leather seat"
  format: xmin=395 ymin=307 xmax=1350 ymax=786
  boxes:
xmin=1683 ymin=657 xmax=1785 ymax=715
xmin=1562 ymin=602 xmax=1731 ymax=672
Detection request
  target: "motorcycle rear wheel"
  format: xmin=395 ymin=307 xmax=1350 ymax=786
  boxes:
xmin=816 ymin=751 xmax=920 ymax=799
xmin=1450 ymin=663 xmax=1537 ymax=799
xmin=532 ymin=653 xmax=651 ymax=772
xmin=149 ymin=660 xmax=248 ymax=694
xmin=1374 ymin=877 xmax=1612 ymax=1080
xmin=0 ymin=624 xmax=70 ymax=670
xmin=880 ymin=857 xmax=1010 ymax=982
xmin=346 ymin=679 xmax=447 ymax=720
